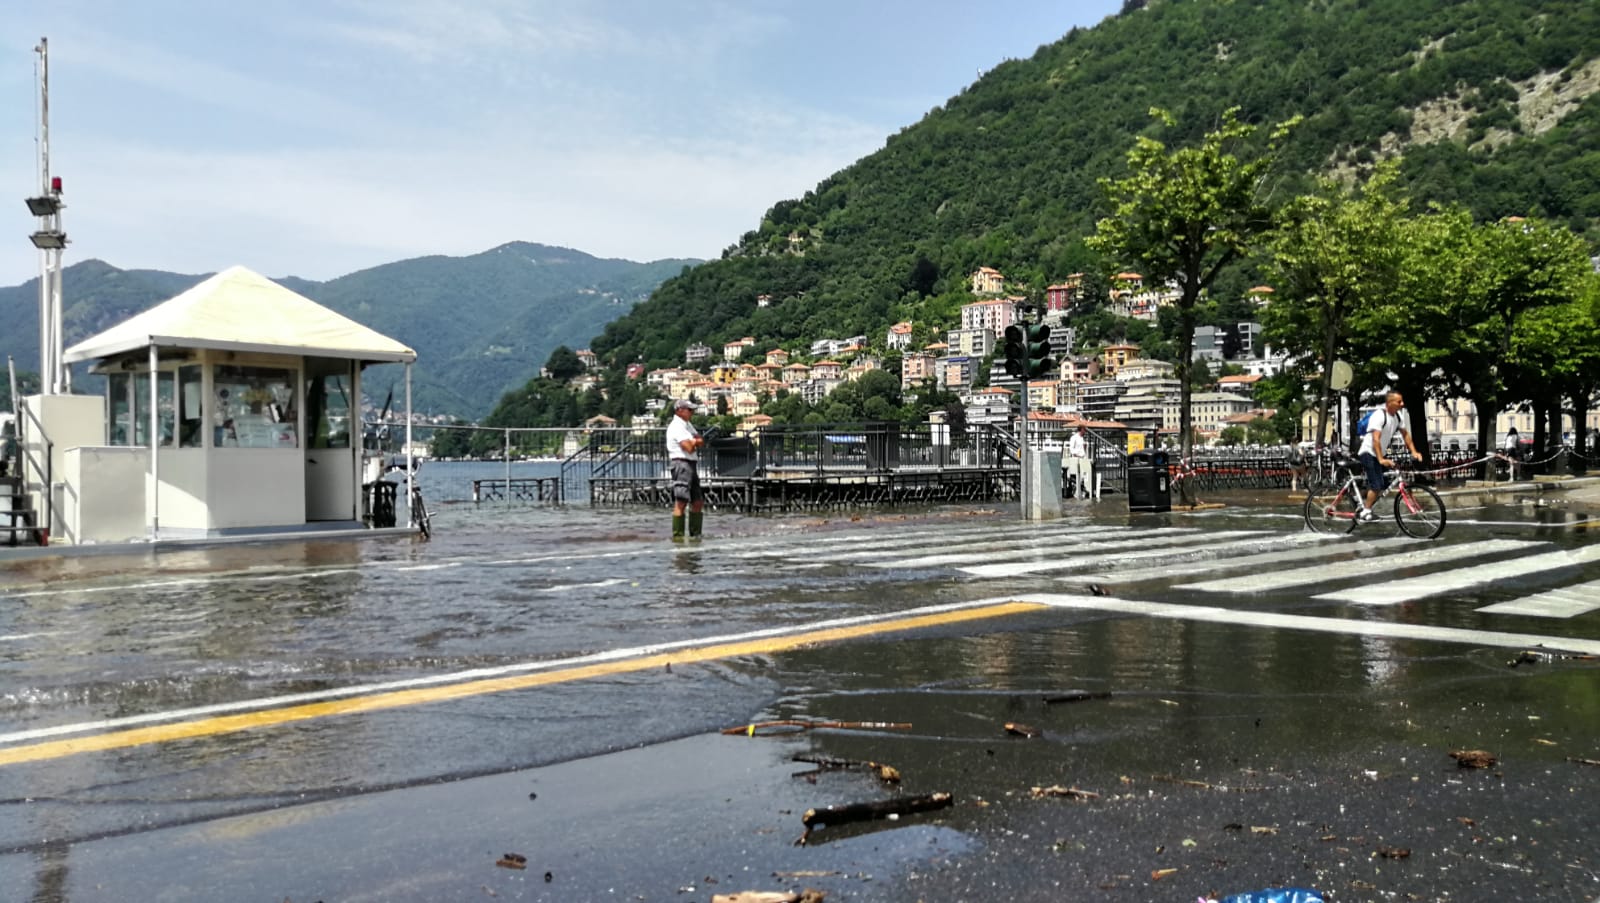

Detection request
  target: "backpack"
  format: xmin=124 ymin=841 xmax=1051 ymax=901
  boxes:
xmin=1357 ymin=407 xmax=1385 ymax=436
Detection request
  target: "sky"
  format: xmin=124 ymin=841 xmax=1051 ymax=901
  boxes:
xmin=3 ymin=1 xmax=1123 ymax=287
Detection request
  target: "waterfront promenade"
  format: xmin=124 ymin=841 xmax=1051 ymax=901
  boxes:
xmin=2 ymin=480 xmax=1598 ymax=901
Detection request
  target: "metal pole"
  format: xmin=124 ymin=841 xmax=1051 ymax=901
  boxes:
xmin=148 ymin=344 xmax=159 ymax=539
xmin=404 ymin=363 xmax=415 ymax=526
xmin=35 ymin=39 xmax=53 ymax=395
xmin=1018 ymin=376 xmax=1029 ymax=518
xmin=504 ymin=429 xmax=511 ymax=495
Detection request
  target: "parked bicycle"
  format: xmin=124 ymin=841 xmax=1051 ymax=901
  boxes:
xmin=386 ymin=460 xmax=432 ymax=540
xmin=1303 ymin=454 xmax=1446 ymax=538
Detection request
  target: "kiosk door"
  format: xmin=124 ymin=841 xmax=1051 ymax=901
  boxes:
xmin=304 ymin=362 xmax=357 ymax=521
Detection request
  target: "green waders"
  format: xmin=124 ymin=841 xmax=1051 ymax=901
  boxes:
xmin=688 ymin=510 xmax=703 ymax=539
xmin=671 ymin=513 xmax=685 ymax=542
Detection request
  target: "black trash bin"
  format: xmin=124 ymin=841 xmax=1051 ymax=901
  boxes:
xmin=1127 ymin=449 xmax=1171 ymax=513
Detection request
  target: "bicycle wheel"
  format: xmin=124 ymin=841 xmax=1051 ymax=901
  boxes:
xmin=1304 ymin=483 xmax=1359 ymax=534
xmin=1394 ymin=483 xmax=1445 ymax=539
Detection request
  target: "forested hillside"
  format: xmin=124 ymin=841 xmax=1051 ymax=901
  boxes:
xmin=0 ymin=243 xmax=695 ymax=418
xmin=590 ymin=0 xmax=1600 ymax=371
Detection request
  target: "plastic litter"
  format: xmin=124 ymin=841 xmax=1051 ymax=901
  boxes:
xmin=1203 ymin=889 xmax=1325 ymax=903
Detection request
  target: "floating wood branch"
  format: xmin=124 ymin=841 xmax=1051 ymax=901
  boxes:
xmin=1042 ymin=690 xmax=1113 ymax=704
xmin=1031 ymin=785 xmax=1100 ymax=800
xmin=792 ymin=753 xmax=901 ymax=783
xmin=721 ymin=719 xmax=913 ymax=737
xmin=797 ymin=791 xmax=953 ymax=845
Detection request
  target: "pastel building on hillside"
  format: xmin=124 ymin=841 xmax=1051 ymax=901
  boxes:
xmin=887 ymin=321 xmax=914 ymax=351
xmin=970 ymin=266 xmax=1006 ymax=296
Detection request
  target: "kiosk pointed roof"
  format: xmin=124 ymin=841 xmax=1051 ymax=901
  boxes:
xmin=64 ymin=265 xmax=416 ymax=363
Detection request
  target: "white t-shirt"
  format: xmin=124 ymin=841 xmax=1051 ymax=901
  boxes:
xmin=1068 ymin=432 xmax=1087 ymax=458
xmin=1358 ymin=407 xmax=1405 ymax=457
xmin=666 ymin=415 xmax=699 ymax=461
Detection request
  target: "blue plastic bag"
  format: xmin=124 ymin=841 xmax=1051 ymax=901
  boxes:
xmin=1212 ymin=889 xmax=1325 ymax=903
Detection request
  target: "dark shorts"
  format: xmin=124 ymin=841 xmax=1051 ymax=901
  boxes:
xmin=1359 ymin=452 xmax=1387 ymax=493
xmin=670 ymin=458 xmax=703 ymax=504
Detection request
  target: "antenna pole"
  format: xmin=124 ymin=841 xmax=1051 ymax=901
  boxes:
xmin=28 ymin=38 xmax=68 ymax=395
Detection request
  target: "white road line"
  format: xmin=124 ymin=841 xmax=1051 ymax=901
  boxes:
xmin=0 ymin=631 xmax=63 ymax=642
xmin=537 ymin=577 xmax=629 ymax=592
xmin=953 ymin=531 xmax=1266 ymax=577
xmin=1477 ymin=579 xmax=1600 ymax=618
xmin=0 ymin=596 xmax=1028 ymax=748
xmin=1179 ymin=539 xmax=1544 ymax=594
xmin=1011 ymin=593 xmax=1600 ymax=656
xmin=1315 ymin=543 xmax=1600 ymax=605
xmin=1057 ymin=533 xmax=1350 ymax=585
xmin=0 ymin=568 xmax=365 ymax=600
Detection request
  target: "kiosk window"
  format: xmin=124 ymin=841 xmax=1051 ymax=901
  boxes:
xmin=214 ymin=365 xmax=297 ymax=448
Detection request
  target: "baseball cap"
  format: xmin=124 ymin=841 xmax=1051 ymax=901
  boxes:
xmin=674 ymin=399 xmax=696 ymax=411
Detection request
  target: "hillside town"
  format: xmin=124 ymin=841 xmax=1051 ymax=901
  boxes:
xmin=554 ymin=267 xmax=1582 ymax=453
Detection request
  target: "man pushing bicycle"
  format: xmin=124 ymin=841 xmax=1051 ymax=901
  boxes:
xmin=1358 ymin=391 xmax=1422 ymax=522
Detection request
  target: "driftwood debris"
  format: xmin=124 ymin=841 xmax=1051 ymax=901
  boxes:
xmin=1031 ymin=785 xmax=1100 ymax=800
xmin=1043 ymin=690 xmax=1113 ymax=705
xmin=792 ymin=754 xmax=901 ymax=784
xmin=1004 ymin=722 xmax=1042 ymax=738
xmin=1568 ymin=756 xmax=1600 ymax=767
xmin=797 ymin=791 xmax=953 ymax=845
xmin=1450 ymin=749 xmax=1497 ymax=768
xmin=495 ymin=853 xmax=527 ymax=870
xmin=1153 ymin=774 xmax=1214 ymax=789
xmin=721 ymin=720 xmax=913 ymax=737
xmin=712 ymin=892 xmax=826 ymax=903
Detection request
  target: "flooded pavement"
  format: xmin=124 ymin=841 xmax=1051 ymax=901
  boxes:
xmin=2 ymin=492 xmax=1599 ymax=901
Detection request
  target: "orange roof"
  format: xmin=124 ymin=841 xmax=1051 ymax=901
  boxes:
xmin=1248 ymin=285 xmax=1275 ymax=293
xmin=1115 ymin=272 xmax=1143 ymax=280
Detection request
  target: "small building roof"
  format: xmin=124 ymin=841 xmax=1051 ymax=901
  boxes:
xmin=64 ymin=265 xmax=415 ymax=364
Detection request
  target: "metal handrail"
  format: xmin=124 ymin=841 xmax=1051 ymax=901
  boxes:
xmin=15 ymin=397 xmax=53 ymax=543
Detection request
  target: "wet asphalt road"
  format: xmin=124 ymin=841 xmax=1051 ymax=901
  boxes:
xmin=2 ymin=491 xmax=1599 ymax=902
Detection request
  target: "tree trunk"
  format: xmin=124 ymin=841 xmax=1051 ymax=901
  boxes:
xmin=1473 ymin=391 xmax=1499 ymax=479
xmin=1393 ymin=371 xmax=1430 ymax=464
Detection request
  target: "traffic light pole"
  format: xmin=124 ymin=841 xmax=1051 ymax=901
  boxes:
xmin=1017 ymin=380 xmax=1028 ymax=517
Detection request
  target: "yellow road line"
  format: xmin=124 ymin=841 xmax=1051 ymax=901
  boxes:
xmin=0 ymin=601 xmax=1043 ymax=767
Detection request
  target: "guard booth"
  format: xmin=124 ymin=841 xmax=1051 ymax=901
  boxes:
xmin=35 ymin=266 xmax=417 ymax=544
xmin=1127 ymin=449 xmax=1172 ymax=513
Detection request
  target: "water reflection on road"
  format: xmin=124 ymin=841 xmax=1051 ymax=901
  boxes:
xmin=1 ymin=498 xmax=1598 ymax=901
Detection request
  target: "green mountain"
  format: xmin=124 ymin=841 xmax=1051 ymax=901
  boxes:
xmin=0 ymin=243 xmax=697 ymax=418
xmin=589 ymin=0 xmax=1600 ymax=372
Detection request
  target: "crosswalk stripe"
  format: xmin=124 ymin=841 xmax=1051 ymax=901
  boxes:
xmin=862 ymin=528 xmax=1203 ymax=570
xmin=1476 ymin=579 xmax=1600 ymax=618
xmin=1057 ymin=533 xmax=1349 ymax=585
xmin=952 ymin=531 xmax=1268 ymax=577
xmin=728 ymin=521 xmax=1113 ymax=559
xmin=1010 ymin=593 xmax=1600 ymax=656
xmin=829 ymin=526 xmax=1134 ymax=562
xmin=1315 ymin=543 xmax=1600 ymax=605
xmin=1178 ymin=539 xmax=1544 ymax=594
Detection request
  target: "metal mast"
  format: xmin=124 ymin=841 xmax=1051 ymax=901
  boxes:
xmin=26 ymin=37 xmax=69 ymax=395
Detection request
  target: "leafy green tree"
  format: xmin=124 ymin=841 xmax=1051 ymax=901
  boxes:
xmin=544 ymin=346 xmax=585 ymax=382
xmin=1507 ymin=271 xmax=1600 ymax=454
xmin=1091 ymin=107 xmax=1298 ymax=467
xmin=1263 ymin=166 xmax=1410 ymax=451
xmin=1445 ymin=217 xmax=1593 ymax=455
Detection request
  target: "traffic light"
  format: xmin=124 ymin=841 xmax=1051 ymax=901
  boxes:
xmin=1004 ymin=322 xmax=1054 ymax=379
xmin=1004 ymin=324 xmax=1028 ymax=379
